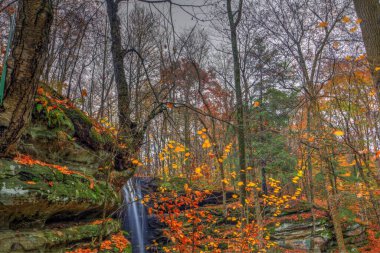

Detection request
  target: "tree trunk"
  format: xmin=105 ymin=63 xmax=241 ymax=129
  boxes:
xmin=322 ymin=160 xmax=347 ymax=253
xmin=105 ymin=0 xmax=144 ymax=174
xmin=226 ymin=0 xmax=247 ymax=208
xmin=0 ymin=0 xmax=53 ymax=156
xmin=353 ymin=0 xmax=380 ymax=103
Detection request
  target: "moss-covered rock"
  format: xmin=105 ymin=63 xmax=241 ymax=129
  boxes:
xmin=0 ymin=219 xmax=120 ymax=253
xmin=24 ymin=85 xmax=119 ymax=176
xmin=19 ymin=125 xmax=113 ymax=176
xmin=0 ymin=159 xmax=120 ymax=229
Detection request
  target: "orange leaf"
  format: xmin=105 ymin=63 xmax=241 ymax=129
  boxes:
xmin=355 ymin=18 xmax=363 ymax=24
xmin=81 ymin=89 xmax=88 ymax=97
xmin=349 ymin=26 xmax=358 ymax=33
xmin=26 ymin=181 xmax=36 ymax=185
xmin=317 ymin=21 xmax=329 ymax=28
xmin=37 ymin=87 xmax=44 ymax=95
xmin=341 ymin=16 xmax=351 ymax=23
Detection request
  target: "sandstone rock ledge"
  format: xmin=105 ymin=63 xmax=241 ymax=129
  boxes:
xmin=0 ymin=159 xmax=120 ymax=229
xmin=0 ymin=220 xmax=120 ymax=253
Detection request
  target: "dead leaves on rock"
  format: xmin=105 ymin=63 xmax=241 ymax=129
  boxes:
xmin=14 ymin=154 xmax=95 ymax=189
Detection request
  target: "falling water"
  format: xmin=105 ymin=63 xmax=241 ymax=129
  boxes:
xmin=123 ymin=178 xmax=148 ymax=253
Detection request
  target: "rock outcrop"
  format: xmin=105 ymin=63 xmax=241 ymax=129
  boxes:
xmin=271 ymin=216 xmax=367 ymax=252
xmin=0 ymin=86 xmax=130 ymax=253
xmin=0 ymin=159 xmax=119 ymax=229
xmin=0 ymin=220 xmax=120 ymax=253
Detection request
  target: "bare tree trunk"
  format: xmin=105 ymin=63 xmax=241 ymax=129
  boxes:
xmin=105 ymin=0 xmax=144 ymax=175
xmin=226 ymin=0 xmax=247 ymax=208
xmin=0 ymin=0 xmax=53 ymax=156
xmin=353 ymin=0 xmax=380 ymax=103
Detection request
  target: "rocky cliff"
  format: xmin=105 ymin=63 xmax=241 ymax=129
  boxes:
xmin=0 ymin=87 xmax=131 ymax=253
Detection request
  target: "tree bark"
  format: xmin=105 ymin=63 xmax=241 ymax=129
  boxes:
xmin=353 ymin=0 xmax=380 ymax=103
xmin=0 ymin=0 xmax=53 ymax=156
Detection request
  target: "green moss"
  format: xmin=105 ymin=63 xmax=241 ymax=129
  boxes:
xmin=0 ymin=220 xmax=120 ymax=253
xmin=0 ymin=159 xmax=120 ymax=228
xmin=63 ymin=107 xmax=93 ymax=127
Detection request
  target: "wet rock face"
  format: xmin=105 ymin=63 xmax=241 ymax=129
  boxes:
xmin=0 ymin=159 xmax=120 ymax=229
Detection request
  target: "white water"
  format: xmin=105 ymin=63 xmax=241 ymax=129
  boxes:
xmin=123 ymin=179 xmax=148 ymax=253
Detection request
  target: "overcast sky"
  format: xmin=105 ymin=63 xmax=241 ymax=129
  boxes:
xmin=122 ymin=0 xmax=216 ymax=31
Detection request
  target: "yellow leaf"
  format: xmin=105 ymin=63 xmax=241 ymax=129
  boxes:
xmin=349 ymin=26 xmax=358 ymax=33
xmin=221 ymin=179 xmax=229 ymax=184
xmin=195 ymin=167 xmax=202 ymax=174
xmin=356 ymin=18 xmax=363 ymax=24
xmin=197 ymin=130 xmax=203 ymax=135
xmin=185 ymin=152 xmax=191 ymax=157
xmin=174 ymin=146 xmax=185 ymax=152
xmin=132 ymin=159 xmax=139 ymax=165
xmin=232 ymin=194 xmax=238 ymax=199
xmin=237 ymin=181 xmax=244 ymax=186
xmin=375 ymin=67 xmax=380 ymax=72
xmin=202 ymin=139 xmax=211 ymax=148
xmin=341 ymin=16 xmax=351 ymax=23
xmin=333 ymin=130 xmax=344 ymax=136
xmin=247 ymin=182 xmax=256 ymax=187
xmin=184 ymin=183 xmax=190 ymax=192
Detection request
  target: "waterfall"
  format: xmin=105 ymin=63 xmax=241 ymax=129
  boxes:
xmin=123 ymin=178 xmax=148 ymax=253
